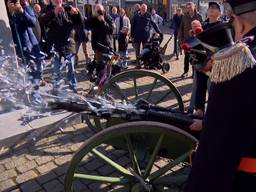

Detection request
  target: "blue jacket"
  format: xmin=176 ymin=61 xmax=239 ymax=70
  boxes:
xmin=131 ymin=12 xmax=160 ymax=43
xmin=15 ymin=5 xmax=39 ymax=52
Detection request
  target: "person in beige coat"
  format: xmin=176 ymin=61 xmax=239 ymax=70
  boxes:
xmin=114 ymin=8 xmax=131 ymax=68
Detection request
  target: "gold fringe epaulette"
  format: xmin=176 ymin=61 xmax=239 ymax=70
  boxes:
xmin=210 ymin=42 xmax=256 ymax=83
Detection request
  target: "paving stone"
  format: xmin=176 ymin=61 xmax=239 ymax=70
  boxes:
xmin=0 ymin=169 xmax=17 ymax=182
xmin=84 ymin=159 xmax=103 ymax=171
xmin=35 ymin=156 xmax=54 ymax=165
xmin=61 ymin=126 xmax=75 ymax=133
xmin=53 ymin=163 xmax=69 ymax=176
xmin=43 ymin=179 xmax=63 ymax=192
xmin=37 ymin=162 xmax=57 ymax=175
xmin=37 ymin=171 xmax=57 ymax=185
xmin=13 ymin=148 xmax=29 ymax=157
xmin=0 ymin=164 xmax=6 ymax=172
xmin=70 ymin=142 xmax=83 ymax=152
xmin=54 ymin=154 xmax=73 ymax=166
xmin=20 ymin=180 xmax=42 ymax=192
xmin=4 ymin=157 xmax=27 ymax=170
xmin=73 ymin=123 xmax=86 ymax=130
xmin=73 ymin=180 xmax=88 ymax=191
xmin=0 ymin=179 xmax=16 ymax=192
xmin=25 ymin=151 xmax=45 ymax=161
xmin=58 ymin=174 xmax=65 ymax=184
xmin=71 ymin=134 xmax=87 ymax=143
xmin=9 ymin=188 xmax=21 ymax=192
xmin=97 ymin=165 xmax=115 ymax=176
xmin=88 ymin=182 xmax=109 ymax=191
xmin=115 ymin=156 xmax=130 ymax=167
xmin=16 ymin=170 xmax=38 ymax=184
xmin=16 ymin=160 xmax=37 ymax=174
xmin=58 ymin=134 xmax=73 ymax=142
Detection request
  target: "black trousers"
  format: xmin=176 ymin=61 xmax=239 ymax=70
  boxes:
xmin=184 ymin=53 xmax=190 ymax=73
xmin=173 ymin=34 xmax=179 ymax=58
xmin=195 ymin=71 xmax=209 ymax=111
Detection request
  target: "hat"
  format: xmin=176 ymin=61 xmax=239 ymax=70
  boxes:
xmin=196 ymin=23 xmax=234 ymax=50
xmin=208 ymin=2 xmax=221 ymax=11
xmin=226 ymin=0 xmax=256 ymax=15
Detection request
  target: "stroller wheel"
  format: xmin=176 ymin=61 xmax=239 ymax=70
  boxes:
xmin=162 ymin=62 xmax=170 ymax=73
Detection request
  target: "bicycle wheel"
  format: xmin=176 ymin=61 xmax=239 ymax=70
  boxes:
xmin=64 ymin=121 xmax=198 ymax=192
xmin=84 ymin=69 xmax=184 ymax=132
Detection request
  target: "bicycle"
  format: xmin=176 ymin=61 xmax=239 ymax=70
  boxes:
xmin=87 ymin=43 xmax=127 ymax=96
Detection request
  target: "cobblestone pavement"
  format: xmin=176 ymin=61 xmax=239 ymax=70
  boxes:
xmin=0 ymin=28 xmax=194 ymax=191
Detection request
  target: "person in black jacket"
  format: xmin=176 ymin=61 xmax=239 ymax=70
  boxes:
xmin=172 ymin=7 xmax=183 ymax=60
xmin=67 ymin=6 xmax=89 ymax=66
xmin=84 ymin=3 xmax=114 ymax=73
xmin=186 ymin=0 xmax=256 ymax=191
xmin=131 ymin=3 xmax=161 ymax=68
xmin=40 ymin=0 xmax=77 ymax=93
xmin=193 ymin=1 xmax=222 ymax=118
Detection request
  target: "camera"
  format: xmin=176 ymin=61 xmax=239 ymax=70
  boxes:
xmin=97 ymin=10 xmax=104 ymax=16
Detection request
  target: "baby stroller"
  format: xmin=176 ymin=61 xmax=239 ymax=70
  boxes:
xmin=139 ymin=33 xmax=171 ymax=73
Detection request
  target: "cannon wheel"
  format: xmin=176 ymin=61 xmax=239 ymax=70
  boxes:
xmin=85 ymin=70 xmax=184 ymax=132
xmin=64 ymin=121 xmax=197 ymax=192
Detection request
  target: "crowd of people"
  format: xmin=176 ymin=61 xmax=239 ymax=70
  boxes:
xmin=4 ymin=0 xmax=164 ymax=93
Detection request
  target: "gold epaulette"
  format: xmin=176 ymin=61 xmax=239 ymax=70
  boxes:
xmin=210 ymin=42 xmax=256 ymax=83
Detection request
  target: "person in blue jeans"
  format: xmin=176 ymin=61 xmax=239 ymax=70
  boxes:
xmin=7 ymin=0 xmax=44 ymax=89
xmin=40 ymin=0 xmax=77 ymax=93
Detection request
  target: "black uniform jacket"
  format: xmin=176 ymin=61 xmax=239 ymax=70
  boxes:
xmin=185 ymin=26 xmax=256 ymax=192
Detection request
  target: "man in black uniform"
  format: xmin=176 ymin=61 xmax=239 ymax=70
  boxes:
xmin=186 ymin=0 xmax=256 ymax=191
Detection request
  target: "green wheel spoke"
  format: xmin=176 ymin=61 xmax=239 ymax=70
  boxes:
xmin=154 ymin=90 xmax=172 ymax=105
xmin=143 ymin=134 xmax=164 ymax=178
xmin=125 ymin=135 xmax=141 ymax=176
xmin=133 ymin=77 xmax=138 ymax=100
xmin=91 ymin=148 xmax=133 ymax=177
xmin=74 ymin=173 xmax=129 ymax=184
xmin=146 ymin=78 xmax=157 ymax=100
xmin=148 ymin=150 xmax=192 ymax=181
